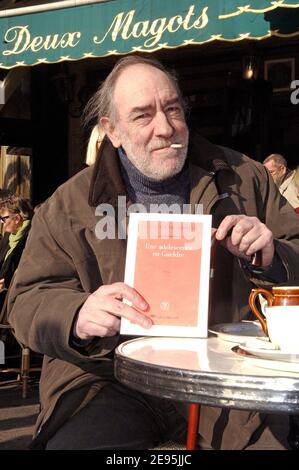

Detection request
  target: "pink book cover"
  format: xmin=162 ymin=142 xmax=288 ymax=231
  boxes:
xmin=121 ymin=213 xmax=211 ymax=337
xmin=134 ymin=220 xmax=202 ymax=327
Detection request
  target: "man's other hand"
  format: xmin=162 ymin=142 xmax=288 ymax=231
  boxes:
xmin=215 ymin=215 xmax=274 ymax=267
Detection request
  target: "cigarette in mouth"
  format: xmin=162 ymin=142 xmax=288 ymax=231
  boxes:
xmin=170 ymin=143 xmax=183 ymax=148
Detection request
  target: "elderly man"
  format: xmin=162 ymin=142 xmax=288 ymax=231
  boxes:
xmin=8 ymin=56 xmax=299 ymax=450
xmin=263 ymin=153 xmax=299 ymax=210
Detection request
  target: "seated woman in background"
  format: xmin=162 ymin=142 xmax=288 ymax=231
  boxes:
xmin=0 ymin=196 xmax=32 ymax=291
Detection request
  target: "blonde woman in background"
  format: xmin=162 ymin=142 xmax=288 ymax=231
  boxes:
xmin=85 ymin=125 xmax=105 ymax=166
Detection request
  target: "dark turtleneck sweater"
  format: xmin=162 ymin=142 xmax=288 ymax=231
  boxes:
xmin=118 ymin=148 xmax=190 ymax=212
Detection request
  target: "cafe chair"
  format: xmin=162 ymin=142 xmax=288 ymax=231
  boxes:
xmin=0 ymin=273 xmax=41 ymax=398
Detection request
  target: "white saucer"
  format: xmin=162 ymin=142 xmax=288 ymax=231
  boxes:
xmin=240 ymin=355 xmax=299 ymax=374
xmin=238 ymin=337 xmax=299 ymax=363
xmin=208 ymin=321 xmax=266 ymax=344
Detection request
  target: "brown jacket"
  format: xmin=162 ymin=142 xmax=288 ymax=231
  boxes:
xmin=8 ymin=135 xmax=299 ymax=449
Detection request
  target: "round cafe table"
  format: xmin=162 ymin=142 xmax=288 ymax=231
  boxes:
xmin=114 ymin=336 xmax=299 ymax=450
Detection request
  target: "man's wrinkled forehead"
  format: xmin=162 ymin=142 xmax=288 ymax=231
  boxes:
xmin=265 ymin=159 xmax=279 ymax=170
xmin=112 ymin=64 xmax=179 ymax=110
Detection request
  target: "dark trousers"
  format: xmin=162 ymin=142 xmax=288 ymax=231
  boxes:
xmin=46 ymin=382 xmax=188 ymax=450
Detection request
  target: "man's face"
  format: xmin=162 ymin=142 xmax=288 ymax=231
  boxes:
xmin=102 ymin=64 xmax=189 ymax=180
xmin=264 ymin=159 xmax=286 ymax=186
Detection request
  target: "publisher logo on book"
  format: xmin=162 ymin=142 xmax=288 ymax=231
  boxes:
xmin=160 ymin=301 xmax=170 ymax=311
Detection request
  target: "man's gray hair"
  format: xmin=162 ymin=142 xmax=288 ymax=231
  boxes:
xmin=83 ymin=55 xmax=186 ymax=129
xmin=263 ymin=153 xmax=287 ymax=167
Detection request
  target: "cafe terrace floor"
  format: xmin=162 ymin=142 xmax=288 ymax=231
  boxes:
xmin=0 ymin=373 xmax=40 ymax=450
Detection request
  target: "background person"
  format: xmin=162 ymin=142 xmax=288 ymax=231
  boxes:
xmin=0 ymin=196 xmax=32 ymax=292
xmin=85 ymin=125 xmax=105 ymax=166
xmin=7 ymin=56 xmax=299 ymax=450
xmin=0 ymin=232 xmax=9 ymax=300
xmin=263 ymin=154 xmax=299 ymax=447
xmin=294 ymin=166 xmax=299 ymax=214
xmin=263 ymin=153 xmax=299 ymax=210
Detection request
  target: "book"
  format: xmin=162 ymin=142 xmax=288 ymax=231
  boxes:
xmin=120 ymin=213 xmax=212 ymax=337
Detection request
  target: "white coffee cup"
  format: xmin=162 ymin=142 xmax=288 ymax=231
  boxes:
xmin=264 ymin=305 xmax=299 ymax=353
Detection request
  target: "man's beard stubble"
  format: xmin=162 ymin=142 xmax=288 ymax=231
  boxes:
xmin=120 ymin=137 xmax=189 ymax=181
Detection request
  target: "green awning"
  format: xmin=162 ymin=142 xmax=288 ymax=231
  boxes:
xmin=1 ymin=0 xmax=299 ymax=69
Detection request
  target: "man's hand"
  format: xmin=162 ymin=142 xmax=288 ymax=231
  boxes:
xmin=0 ymin=278 xmax=5 ymax=290
xmin=215 ymin=215 xmax=274 ymax=267
xmin=74 ymin=282 xmax=152 ymax=341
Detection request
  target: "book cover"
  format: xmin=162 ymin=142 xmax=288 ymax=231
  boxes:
xmin=121 ymin=213 xmax=212 ymax=337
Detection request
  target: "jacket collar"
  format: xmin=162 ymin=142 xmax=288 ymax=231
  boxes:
xmin=89 ymin=136 xmax=127 ymax=208
xmin=280 ymin=169 xmax=295 ymax=192
xmin=88 ymin=132 xmax=233 ymax=207
xmin=188 ymin=131 xmax=232 ymax=172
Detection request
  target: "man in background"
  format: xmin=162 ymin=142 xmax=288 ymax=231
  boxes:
xmin=263 ymin=153 xmax=299 ymax=210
